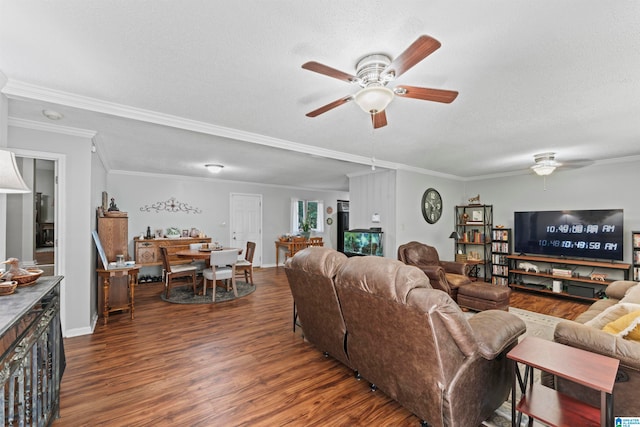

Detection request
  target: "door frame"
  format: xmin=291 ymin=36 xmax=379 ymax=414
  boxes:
xmin=12 ymin=148 xmax=66 ymax=330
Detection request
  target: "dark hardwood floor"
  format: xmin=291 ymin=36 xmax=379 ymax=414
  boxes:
xmin=54 ymin=267 xmax=589 ymax=426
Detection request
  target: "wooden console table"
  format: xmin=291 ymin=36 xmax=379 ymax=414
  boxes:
xmin=134 ymin=237 xmax=211 ymax=266
xmin=97 ymin=265 xmax=140 ymax=325
xmin=507 ymin=336 xmax=618 ymax=427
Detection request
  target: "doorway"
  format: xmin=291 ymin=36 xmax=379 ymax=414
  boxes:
xmin=6 ymin=157 xmax=56 ymax=275
xmin=230 ymin=193 xmax=262 ymax=267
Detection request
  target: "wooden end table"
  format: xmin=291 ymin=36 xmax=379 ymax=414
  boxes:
xmin=507 ymin=336 xmax=619 ymax=427
xmin=97 ymin=265 xmax=140 ymax=325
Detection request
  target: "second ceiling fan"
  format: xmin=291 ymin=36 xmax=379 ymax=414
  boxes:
xmin=302 ymin=35 xmax=458 ymax=129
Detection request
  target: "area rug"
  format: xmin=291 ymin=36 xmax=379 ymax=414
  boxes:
xmin=160 ymin=281 xmax=256 ymax=304
xmin=479 ymin=307 xmax=564 ymax=427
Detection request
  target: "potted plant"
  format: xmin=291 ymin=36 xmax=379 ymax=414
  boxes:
xmin=299 ymin=219 xmax=311 ymax=239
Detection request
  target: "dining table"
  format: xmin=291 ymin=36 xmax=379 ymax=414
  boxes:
xmin=175 ymin=247 xmax=242 ymax=265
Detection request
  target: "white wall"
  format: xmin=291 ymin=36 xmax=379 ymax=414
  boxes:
xmin=107 ymin=172 xmax=348 ymax=269
xmin=469 ymin=159 xmax=640 ymax=265
xmin=8 ymin=126 xmax=94 ymax=336
xmin=388 ymin=158 xmax=640 ymax=266
xmin=348 ymin=170 xmax=397 ymax=257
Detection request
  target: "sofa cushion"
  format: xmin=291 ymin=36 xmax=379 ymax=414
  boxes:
xmin=585 ymin=302 xmax=640 ymax=329
xmin=605 ymin=280 xmax=639 ymax=300
xmin=602 ymin=310 xmax=640 ymax=341
xmin=620 ymin=284 xmax=640 ymax=305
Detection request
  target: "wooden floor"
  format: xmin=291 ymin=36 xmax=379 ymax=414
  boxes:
xmin=54 ymin=267 xmax=590 ymax=426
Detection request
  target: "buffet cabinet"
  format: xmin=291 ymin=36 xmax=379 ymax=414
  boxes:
xmin=0 ymin=276 xmax=64 ymax=426
xmin=134 ymin=237 xmax=212 ymax=266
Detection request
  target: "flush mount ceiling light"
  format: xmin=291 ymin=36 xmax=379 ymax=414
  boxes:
xmin=205 ymin=164 xmax=224 ymax=174
xmin=0 ymin=150 xmax=31 ymax=193
xmin=42 ymin=109 xmax=64 ymax=120
xmin=531 ymin=152 xmax=561 ymax=176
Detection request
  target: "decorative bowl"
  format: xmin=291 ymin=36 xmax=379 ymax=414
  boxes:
xmin=0 ymin=281 xmax=17 ymax=296
xmin=13 ymin=269 xmax=44 ymax=286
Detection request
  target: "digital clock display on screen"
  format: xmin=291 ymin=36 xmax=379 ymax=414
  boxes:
xmin=514 ymin=209 xmax=624 ymax=261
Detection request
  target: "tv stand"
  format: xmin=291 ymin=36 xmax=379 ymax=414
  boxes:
xmin=507 ymin=254 xmax=631 ymax=302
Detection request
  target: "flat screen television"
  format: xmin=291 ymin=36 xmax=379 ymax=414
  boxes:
xmin=514 ymin=209 xmax=623 ymax=261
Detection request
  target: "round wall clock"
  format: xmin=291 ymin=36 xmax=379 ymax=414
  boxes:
xmin=421 ymin=188 xmax=443 ymax=224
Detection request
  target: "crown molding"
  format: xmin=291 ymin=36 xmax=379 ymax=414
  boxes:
xmin=1 ymin=79 xmax=403 ymax=170
xmin=108 ymin=169 xmax=349 ymax=193
xmin=8 ymin=117 xmax=97 ymax=139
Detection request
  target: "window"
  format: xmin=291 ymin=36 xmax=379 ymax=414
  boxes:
xmin=291 ymin=198 xmax=324 ymax=234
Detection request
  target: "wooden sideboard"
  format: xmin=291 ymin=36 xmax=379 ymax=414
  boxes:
xmin=0 ymin=276 xmax=64 ymax=425
xmin=134 ymin=237 xmax=212 ymax=266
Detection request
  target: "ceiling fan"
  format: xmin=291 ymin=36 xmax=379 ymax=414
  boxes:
xmin=302 ymin=35 xmax=458 ymax=129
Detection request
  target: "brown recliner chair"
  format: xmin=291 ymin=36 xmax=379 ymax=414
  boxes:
xmin=284 ymin=246 xmax=351 ymax=368
xmin=398 ymin=241 xmax=471 ymax=301
xmin=334 ymin=255 xmax=526 ymax=427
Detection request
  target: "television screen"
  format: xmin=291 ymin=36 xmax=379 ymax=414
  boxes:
xmin=514 ymin=209 xmax=623 ymax=261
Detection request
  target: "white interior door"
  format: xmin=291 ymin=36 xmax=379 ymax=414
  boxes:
xmin=230 ymin=193 xmax=262 ymax=267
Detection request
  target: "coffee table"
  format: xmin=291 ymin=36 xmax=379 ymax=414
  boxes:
xmin=507 ymin=336 xmax=619 ymax=427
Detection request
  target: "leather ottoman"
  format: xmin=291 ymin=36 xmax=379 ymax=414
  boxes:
xmin=457 ymin=282 xmax=511 ymax=311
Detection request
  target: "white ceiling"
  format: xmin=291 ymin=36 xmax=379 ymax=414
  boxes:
xmin=2 ymin=1 xmax=640 ymax=191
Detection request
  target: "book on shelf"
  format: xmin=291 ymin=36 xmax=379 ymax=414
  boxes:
xmin=465 ymin=221 xmax=483 ymax=225
xmin=634 ymin=234 xmax=640 ymax=248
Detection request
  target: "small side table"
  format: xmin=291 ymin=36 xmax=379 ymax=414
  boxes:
xmin=97 ymin=265 xmax=140 ymax=325
xmin=507 ymin=336 xmax=619 ymax=427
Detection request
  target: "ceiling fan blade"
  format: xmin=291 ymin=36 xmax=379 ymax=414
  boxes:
xmin=306 ymin=95 xmax=353 ymax=117
xmin=394 ymin=85 xmax=458 ymax=103
xmin=302 ymin=61 xmax=358 ymax=83
xmin=371 ymin=111 xmax=387 ymax=129
xmin=384 ymin=35 xmax=441 ymax=79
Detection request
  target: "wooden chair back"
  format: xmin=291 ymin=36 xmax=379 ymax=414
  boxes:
xmin=244 ymin=241 xmax=256 ymax=262
xmin=309 ymin=237 xmax=324 ymax=247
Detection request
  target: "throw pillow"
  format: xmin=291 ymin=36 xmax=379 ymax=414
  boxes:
xmin=585 ymin=303 xmax=640 ymax=329
xmin=602 ymin=310 xmax=640 ymax=341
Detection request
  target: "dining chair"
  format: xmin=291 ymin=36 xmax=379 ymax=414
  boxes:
xmin=285 ymin=240 xmax=308 ymax=262
xmin=235 ymin=241 xmax=256 ymax=285
xmin=203 ymin=249 xmax=238 ymax=301
xmin=309 ymin=237 xmax=323 ymax=246
xmin=159 ymin=246 xmax=197 ymax=298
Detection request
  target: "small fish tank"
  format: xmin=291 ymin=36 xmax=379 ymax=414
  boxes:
xmin=343 ymin=229 xmax=384 ymax=257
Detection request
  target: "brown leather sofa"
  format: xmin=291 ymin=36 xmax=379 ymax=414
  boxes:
xmin=286 ymin=247 xmax=526 ymax=426
xmin=284 ymin=246 xmax=351 ymax=367
xmin=397 ymin=241 xmax=472 ymax=301
xmin=541 ymin=280 xmax=640 ymax=416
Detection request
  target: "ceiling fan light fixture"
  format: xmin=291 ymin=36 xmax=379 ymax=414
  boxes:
xmin=353 ymin=86 xmax=394 ymax=114
xmin=531 ymin=152 xmax=561 ymax=176
xmin=205 ymin=164 xmax=224 ymax=174
xmin=531 ymin=164 xmax=556 ymax=176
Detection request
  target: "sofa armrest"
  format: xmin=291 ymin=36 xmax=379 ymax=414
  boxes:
xmin=468 ymin=310 xmax=526 ymax=359
xmin=417 ymin=265 xmax=449 ymax=293
xmin=554 ymin=320 xmax=640 ymax=371
xmin=440 ymin=260 xmax=468 ymax=276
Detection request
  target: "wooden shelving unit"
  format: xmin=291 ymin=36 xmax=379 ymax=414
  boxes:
xmin=455 ymin=204 xmax=492 ymax=282
xmin=508 ymin=254 xmax=631 ymax=302
xmin=491 ymin=228 xmax=511 ymax=286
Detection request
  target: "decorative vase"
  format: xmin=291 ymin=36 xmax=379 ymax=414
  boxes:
xmin=301 ymin=231 xmax=310 ymax=240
